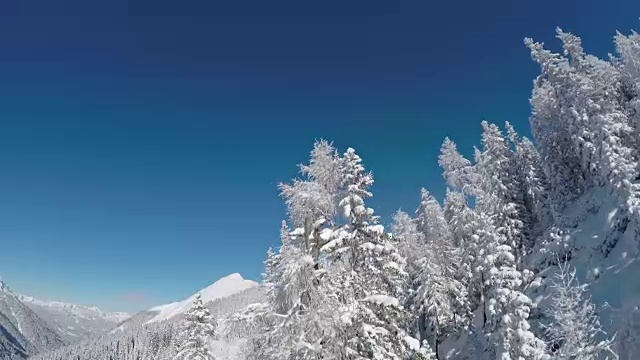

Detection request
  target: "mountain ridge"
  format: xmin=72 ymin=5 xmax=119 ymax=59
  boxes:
xmin=0 ymin=280 xmax=65 ymax=359
xmin=131 ymin=272 xmax=258 ymax=326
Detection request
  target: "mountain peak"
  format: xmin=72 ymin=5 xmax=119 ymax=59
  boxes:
xmin=222 ymin=273 xmax=244 ymax=280
xmin=145 ymin=272 xmax=258 ymax=324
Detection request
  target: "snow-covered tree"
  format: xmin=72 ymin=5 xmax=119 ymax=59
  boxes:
xmin=615 ymin=30 xmax=640 ymax=141
xmin=525 ymin=37 xmax=589 ymax=212
xmin=413 ymin=188 xmax=469 ymax=356
xmin=475 ymin=121 xmax=526 ymax=264
xmin=176 ymin=293 xmax=216 ymax=360
xmin=314 ymin=147 xmax=429 ymax=359
xmin=470 ymin=122 xmax=549 ymax=359
xmin=392 ymin=210 xmax=426 ymax=277
xmin=279 ymin=139 xmax=343 ymax=231
xmin=439 ymin=137 xmax=476 ymax=195
xmin=543 ymin=263 xmax=617 ymax=360
xmin=527 ymin=29 xmax=640 ymax=222
xmin=482 ymin=224 xmax=549 ymax=360
xmin=505 ymin=122 xmax=553 ymax=254
xmin=443 ymin=188 xmax=488 ymax=315
xmin=250 ymin=140 xmax=347 ymax=360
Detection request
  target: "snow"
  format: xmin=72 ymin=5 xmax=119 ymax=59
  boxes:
xmin=404 ymin=335 xmax=421 ymax=351
xmin=363 ymin=294 xmax=400 ymax=307
xmin=290 ymin=227 xmax=305 ymax=236
xmin=368 ymin=224 xmax=385 ymax=235
xmin=146 ymin=273 xmax=259 ymax=324
xmin=607 ymin=208 xmax=618 ymax=226
xmin=17 ymin=294 xmax=131 ymax=323
xmin=319 ymin=228 xmax=333 ymax=241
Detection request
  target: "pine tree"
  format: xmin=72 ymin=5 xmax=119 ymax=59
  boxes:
xmin=476 ymin=122 xmax=524 ymax=262
xmin=443 ymin=189 xmax=487 ymax=316
xmin=505 ymin=122 xmax=553 ymax=254
xmin=439 ymin=137 xmax=476 ymax=195
xmin=392 ymin=210 xmax=437 ymax=357
xmin=543 ymin=263 xmax=617 ymax=360
xmin=525 ymin=36 xmax=589 ymax=212
xmin=392 ymin=210 xmax=426 ymax=279
xmin=246 ymin=140 xmax=347 ymax=360
xmin=482 ymin=223 xmax=549 ymax=360
xmin=325 ymin=147 xmax=426 ymax=359
xmin=472 ymin=122 xmax=549 ymax=359
xmin=527 ymin=29 xmax=640 ymax=222
xmin=615 ymin=30 xmax=640 ymax=144
xmin=413 ymin=188 xmax=469 ymax=357
xmin=176 ymin=293 xmax=216 ymax=360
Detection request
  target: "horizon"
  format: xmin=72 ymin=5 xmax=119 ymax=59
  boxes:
xmin=0 ymin=0 xmax=638 ymax=313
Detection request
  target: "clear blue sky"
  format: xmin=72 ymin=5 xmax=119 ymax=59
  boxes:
xmin=0 ymin=0 xmax=638 ymax=313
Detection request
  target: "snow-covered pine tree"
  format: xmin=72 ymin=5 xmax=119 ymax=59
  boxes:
xmin=505 ymin=122 xmax=554 ymax=236
xmin=527 ymin=29 xmax=640 ymax=223
xmin=481 ymin=221 xmax=549 ymax=360
xmin=413 ymin=188 xmax=469 ymax=357
xmin=236 ymin=222 xmax=289 ymax=359
xmin=262 ymin=221 xmax=287 ymax=291
xmin=615 ymin=30 xmax=640 ymax=143
xmin=176 ymin=293 xmax=216 ymax=360
xmin=392 ymin=210 xmax=427 ymax=280
xmin=476 ymin=121 xmax=528 ymax=267
xmin=443 ymin=188 xmax=487 ymax=318
xmin=543 ymin=262 xmax=617 ymax=360
xmin=323 ymin=147 xmax=428 ymax=359
xmin=473 ymin=122 xmax=549 ymax=360
xmin=439 ymin=137 xmax=476 ymax=195
xmin=244 ymin=140 xmax=346 ymax=360
xmin=525 ymin=36 xmax=589 ymax=213
xmin=391 ymin=210 xmax=432 ymax=350
xmin=259 ymin=227 xmax=340 ymax=360
xmin=505 ymin=122 xmax=553 ymax=254
xmin=280 ymin=139 xmax=343 ymax=232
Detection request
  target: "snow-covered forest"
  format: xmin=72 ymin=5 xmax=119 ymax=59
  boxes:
xmin=26 ymin=26 xmax=640 ymax=360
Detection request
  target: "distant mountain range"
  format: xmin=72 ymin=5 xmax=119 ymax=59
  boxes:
xmin=0 ymin=273 xmax=261 ymax=359
xmin=15 ymin=294 xmax=129 ymax=343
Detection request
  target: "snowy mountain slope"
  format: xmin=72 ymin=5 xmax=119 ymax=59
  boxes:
xmin=16 ymin=294 xmax=129 ymax=343
xmin=522 ymin=187 xmax=640 ymax=359
xmin=111 ymin=273 xmax=259 ymax=333
xmin=0 ymin=281 xmax=64 ymax=359
xmin=0 ymin=309 xmax=30 ymax=360
xmin=145 ymin=273 xmax=258 ymax=324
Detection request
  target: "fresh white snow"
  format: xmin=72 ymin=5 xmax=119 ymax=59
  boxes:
xmin=146 ymin=273 xmax=258 ymax=324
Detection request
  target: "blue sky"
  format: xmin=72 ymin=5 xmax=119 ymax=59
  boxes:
xmin=0 ymin=0 xmax=638 ymax=313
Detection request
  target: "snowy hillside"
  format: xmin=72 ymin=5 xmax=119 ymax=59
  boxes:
xmin=111 ymin=272 xmax=259 ymax=333
xmin=16 ymin=294 xmax=129 ymax=343
xmin=524 ymin=187 xmax=640 ymax=358
xmin=0 ymin=281 xmax=64 ymax=359
xmin=145 ymin=273 xmax=258 ymax=324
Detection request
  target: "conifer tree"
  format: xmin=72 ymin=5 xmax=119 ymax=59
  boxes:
xmin=330 ymin=148 xmax=421 ymax=359
xmin=413 ymin=189 xmax=469 ymax=357
xmin=176 ymin=294 xmax=216 ymax=360
xmin=473 ymin=122 xmax=549 ymax=359
xmin=544 ymin=263 xmax=617 ymax=360
xmin=439 ymin=137 xmax=476 ymax=195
